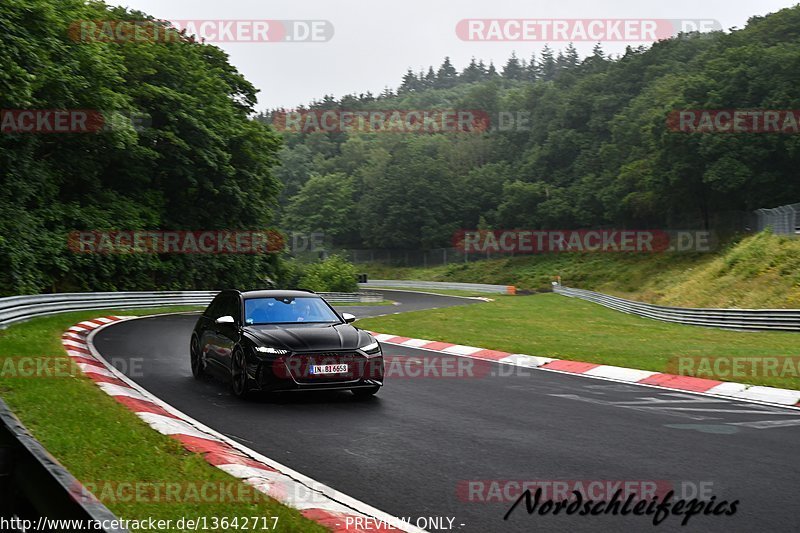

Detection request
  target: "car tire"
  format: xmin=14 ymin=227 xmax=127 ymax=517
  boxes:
xmin=231 ymin=349 xmax=251 ymax=399
xmin=190 ymin=336 xmax=204 ymax=379
xmin=352 ymin=386 xmax=380 ymax=398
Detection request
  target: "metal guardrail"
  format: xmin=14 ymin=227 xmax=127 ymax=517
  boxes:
xmin=0 ymin=287 xmax=383 ymax=526
xmin=0 ymin=290 xmax=383 ymax=329
xmin=360 ymin=280 xmax=515 ymax=294
xmin=0 ymin=398 xmax=126 ymax=532
xmin=321 ymin=291 xmax=384 ymax=303
xmin=0 ymin=291 xmax=217 ymax=328
xmin=554 ymin=285 xmax=800 ymax=332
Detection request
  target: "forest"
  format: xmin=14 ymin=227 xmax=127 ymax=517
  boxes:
xmin=261 ymin=6 xmax=800 ymax=251
xmin=0 ymin=0 xmax=284 ymax=294
xmin=2 ymin=1 xmax=799 ymax=295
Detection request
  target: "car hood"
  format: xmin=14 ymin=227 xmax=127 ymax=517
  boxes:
xmin=243 ymin=323 xmax=370 ymax=352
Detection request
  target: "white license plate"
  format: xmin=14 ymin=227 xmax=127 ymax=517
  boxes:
xmin=310 ymin=364 xmax=349 ymax=375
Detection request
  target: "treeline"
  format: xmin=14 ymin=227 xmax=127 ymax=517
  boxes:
xmin=261 ymin=6 xmax=800 ymax=251
xmin=0 ymin=0 xmax=285 ymax=295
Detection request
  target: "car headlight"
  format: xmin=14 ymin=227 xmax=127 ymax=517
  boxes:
xmin=360 ymin=341 xmax=381 ymax=355
xmin=255 ymin=346 xmax=291 ymax=355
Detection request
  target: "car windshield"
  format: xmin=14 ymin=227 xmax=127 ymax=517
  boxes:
xmin=243 ymin=296 xmax=340 ymax=325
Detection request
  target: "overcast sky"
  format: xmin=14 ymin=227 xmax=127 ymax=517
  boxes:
xmin=105 ymin=0 xmax=797 ymax=112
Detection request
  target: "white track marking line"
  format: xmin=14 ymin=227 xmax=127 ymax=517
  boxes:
xmin=378 ymin=337 xmax=800 ymax=411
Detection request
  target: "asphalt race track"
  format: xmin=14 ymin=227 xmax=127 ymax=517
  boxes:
xmin=93 ymin=290 xmax=800 ymax=533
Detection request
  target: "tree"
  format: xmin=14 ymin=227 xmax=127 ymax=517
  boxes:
xmin=526 ymin=53 xmax=540 ymax=81
xmin=435 ymin=57 xmax=459 ymax=88
xmin=0 ymin=0 xmax=284 ymax=294
xmin=539 ymin=45 xmax=557 ymax=81
xmin=399 ymin=68 xmax=421 ymax=93
xmin=283 ymin=173 xmax=356 ymax=241
xmin=561 ymin=43 xmax=580 ymax=70
xmin=263 ymin=5 xmax=800 ymax=251
xmin=461 ymin=57 xmax=486 ymax=83
xmin=298 ymin=255 xmax=358 ymax=292
xmin=502 ymin=52 xmax=525 ymax=80
xmin=422 ymin=66 xmax=436 ymax=89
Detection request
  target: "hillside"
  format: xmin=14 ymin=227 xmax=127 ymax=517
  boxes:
xmin=264 ymin=5 xmax=800 ymax=252
xmin=363 ymin=231 xmax=800 ymax=309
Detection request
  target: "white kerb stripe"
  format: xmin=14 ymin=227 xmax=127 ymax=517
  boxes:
xmin=136 ymin=412 xmax=215 ymax=440
xmin=219 ymin=465 xmax=358 ymax=513
xmin=216 ymin=463 xmax=278 ymax=480
xmin=725 ymin=386 xmax=800 ymax=406
xmin=77 ymin=363 xmax=114 ymax=377
xmin=443 ymin=344 xmax=483 ymax=356
xmin=705 ymin=382 xmax=748 ymax=396
xmin=96 ymin=382 xmax=149 ymax=401
xmin=584 ymin=365 xmax=660 ymax=382
xmin=400 ymin=338 xmax=430 ymax=347
xmin=62 ymin=339 xmax=87 ymax=349
xmin=498 ymin=354 xmax=554 ymax=368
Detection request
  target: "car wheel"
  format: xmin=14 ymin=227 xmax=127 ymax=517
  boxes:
xmin=190 ymin=336 xmax=204 ymax=379
xmin=352 ymin=386 xmax=380 ymax=398
xmin=231 ymin=349 xmax=250 ymax=399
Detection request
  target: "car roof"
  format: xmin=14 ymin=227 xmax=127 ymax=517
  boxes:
xmin=239 ymin=289 xmax=320 ymax=300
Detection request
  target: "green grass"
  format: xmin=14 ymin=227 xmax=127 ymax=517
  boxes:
xmin=0 ymin=307 xmax=325 ymax=533
xmin=362 ymin=231 xmax=800 ymax=309
xmin=356 ymin=294 xmax=800 ymax=391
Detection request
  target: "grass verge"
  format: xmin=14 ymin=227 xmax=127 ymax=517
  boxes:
xmin=0 ymin=306 xmax=325 ymax=533
xmin=361 ymin=231 xmax=800 ymax=309
xmin=356 ymin=294 xmax=800 ymax=391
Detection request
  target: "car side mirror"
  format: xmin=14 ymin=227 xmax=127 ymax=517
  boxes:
xmin=341 ymin=313 xmax=356 ymax=324
xmin=215 ymin=315 xmax=235 ymax=325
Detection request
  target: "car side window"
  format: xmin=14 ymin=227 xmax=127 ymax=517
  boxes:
xmin=226 ymin=294 xmax=242 ymax=324
xmin=206 ymin=294 xmax=224 ymax=318
xmin=215 ymin=293 xmax=240 ymax=324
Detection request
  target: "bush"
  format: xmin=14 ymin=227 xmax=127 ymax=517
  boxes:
xmin=298 ymin=255 xmax=358 ymax=292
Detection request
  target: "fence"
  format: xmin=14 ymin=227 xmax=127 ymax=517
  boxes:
xmin=0 ymin=398 xmax=126 ymax=532
xmin=361 ymin=280 xmax=514 ymax=294
xmin=0 ymin=291 xmax=383 ymax=329
xmin=554 ymin=285 xmax=800 ymax=332
xmin=754 ymin=202 xmax=800 ymax=235
xmin=346 ymin=247 xmax=557 ymax=267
